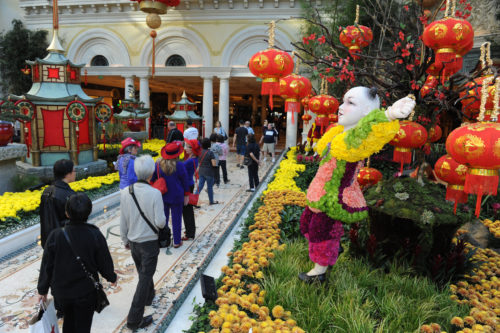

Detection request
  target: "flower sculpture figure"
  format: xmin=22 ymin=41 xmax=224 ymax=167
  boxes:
xmin=298 ymin=86 xmax=416 ymax=283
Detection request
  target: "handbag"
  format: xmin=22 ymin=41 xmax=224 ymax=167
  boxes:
xmin=151 ymin=163 xmax=168 ymax=194
xmin=61 ymin=228 xmax=110 ymax=313
xmin=188 ymin=159 xmax=199 ymax=206
xmin=129 ymin=183 xmax=172 ymax=248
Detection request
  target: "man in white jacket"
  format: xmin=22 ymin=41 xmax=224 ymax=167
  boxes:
xmin=120 ymin=155 xmax=166 ymax=330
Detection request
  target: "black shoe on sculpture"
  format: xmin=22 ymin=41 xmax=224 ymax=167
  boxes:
xmin=298 ymin=272 xmax=327 ymax=284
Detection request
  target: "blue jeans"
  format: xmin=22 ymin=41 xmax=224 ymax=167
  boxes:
xmin=196 ymin=175 xmax=214 ymax=204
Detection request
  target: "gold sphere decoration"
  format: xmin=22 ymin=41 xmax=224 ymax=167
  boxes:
xmin=146 ymin=13 xmax=162 ymax=29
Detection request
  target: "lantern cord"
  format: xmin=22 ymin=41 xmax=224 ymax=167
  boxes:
xmin=354 ymin=5 xmax=360 ymax=25
xmin=492 ymin=77 xmax=500 ymax=121
xmin=102 ymin=127 xmax=106 ymax=153
xmin=84 ymin=69 xmax=88 ymax=86
xmin=52 ymin=0 xmax=59 ymax=30
xmin=444 ymin=0 xmax=451 ymax=17
xmin=152 ymin=32 xmax=156 ymax=77
xmin=478 ymin=75 xmax=494 ymax=122
xmin=268 ymin=21 xmax=276 ymax=48
xmin=450 ymin=0 xmax=456 ymax=17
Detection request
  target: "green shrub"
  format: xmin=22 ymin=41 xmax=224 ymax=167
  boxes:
xmin=11 ymin=174 xmax=44 ymax=192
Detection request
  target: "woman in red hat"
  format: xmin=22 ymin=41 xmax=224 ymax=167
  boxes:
xmin=150 ymin=141 xmax=190 ymax=248
xmin=116 ymin=137 xmax=141 ymax=190
xmin=181 ymin=139 xmax=201 ymax=240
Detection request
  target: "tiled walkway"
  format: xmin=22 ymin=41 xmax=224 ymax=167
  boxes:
xmin=0 ymin=154 xmax=277 ymax=332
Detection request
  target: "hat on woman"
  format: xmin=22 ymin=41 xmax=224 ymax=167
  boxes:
xmin=185 ymin=139 xmax=201 ymax=157
xmin=120 ymin=137 xmax=141 ymax=155
xmin=161 ymin=141 xmax=184 ymax=160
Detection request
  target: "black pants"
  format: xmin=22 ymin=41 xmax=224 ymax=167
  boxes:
xmin=214 ymin=164 xmax=220 ymax=185
xmin=57 ymin=291 xmax=96 ymax=333
xmin=248 ymin=163 xmax=259 ymax=189
xmin=219 ymin=160 xmax=228 ymax=183
xmin=128 ymin=240 xmax=159 ymax=324
xmin=182 ymin=185 xmax=196 ymax=238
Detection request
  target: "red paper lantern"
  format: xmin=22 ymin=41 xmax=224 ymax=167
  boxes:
xmin=420 ymin=75 xmax=438 ymax=98
xmin=357 ymin=167 xmax=382 ymax=187
xmin=422 ymin=17 xmax=474 ymax=76
xmin=446 ymin=122 xmax=500 ymax=217
xmin=302 ymin=113 xmax=312 ymax=125
xmin=308 ymin=94 xmax=339 ymax=135
xmin=249 ymin=49 xmax=294 ymax=109
xmin=434 ymin=154 xmax=468 ymax=213
xmin=339 ymin=25 xmax=373 ymax=60
xmin=429 ymin=124 xmax=442 ymax=142
xmin=279 ymin=74 xmax=312 ymax=124
xmin=301 ymin=95 xmax=312 ymax=112
xmin=460 ymin=75 xmax=498 ymax=122
xmin=389 ymin=121 xmax=428 ymax=173
xmin=328 ymin=113 xmax=338 ymax=123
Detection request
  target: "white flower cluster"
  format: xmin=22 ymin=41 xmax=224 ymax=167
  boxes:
xmin=420 ymin=209 xmax=435 ymax=225
xmin=395 ymin=192 xmax=410 ymax=201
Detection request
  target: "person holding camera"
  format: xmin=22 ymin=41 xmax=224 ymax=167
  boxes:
xmin=120 ymin=155 xmax=166 ymax=330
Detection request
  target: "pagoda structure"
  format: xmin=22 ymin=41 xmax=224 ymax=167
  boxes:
xmin=9 ymin=0 xmax=108 ymax=180
xmin=168 ymin=91 xmax=202 ymax=133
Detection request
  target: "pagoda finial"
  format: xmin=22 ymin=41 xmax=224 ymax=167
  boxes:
xmin=182 ymin=91 xmax=187 ymax=99
xmin=47 ymin=0 xmax=64 ymax=53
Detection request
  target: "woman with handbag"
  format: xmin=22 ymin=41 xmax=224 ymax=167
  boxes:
xmin=37 ymin=193 xmax=117 ymax=333
xmin=182 ymin=139 xmax=200 ymax=241
xmin=120 ymin=155 xmax=167 ymax=330
xmin=245 ymin=134 xmax=261 ymax=192
xmin=195 ymin=138 xmax=219 ymax=205
xmin=116 ymin=137 xmax=141 ymax=189
xmin=150 ymin=141 xmax=190 ymax=248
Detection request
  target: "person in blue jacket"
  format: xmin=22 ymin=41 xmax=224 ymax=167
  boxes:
xmin=150 ymin=141 xmax=190 ymax=248
xmin=116 ymin=137 xmax=141 ymax=189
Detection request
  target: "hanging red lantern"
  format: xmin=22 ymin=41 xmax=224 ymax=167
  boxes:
xmin=339 ymin=5 xmax=373 ymax=60
xmin=301 ymin=95 xmax=312 ymax=112
xmin=279 ymin=74 xmax=311 ymax=124
xmin=429 ymin=124 xmax=442 ymax=142
xmin=446 ymin=122 xmax=500 ymax=217
xmin=95 ymin=102 xmax=113 ymax=153
xmin=420 ymin=75 xmax=439 ymax=98
xmin=328 ymin=113 xmax=338 ymax=123
xmin=357 ymin=167 xmax=382 ymax=188
xmin=434 ymin=154 xmax=468 ymax=214
xmin=249 ymin=48 xmax=293 ymax=110
xmin=339 ymin=25 xmax=373 ymax=60
xmin=308 ymin=94 xmax=339 ymax=135
xmin=422 ymin=12 xmax=474 ymax=76
xmin=302 ymin=113 xmax=312 ymax=126
xmin=66 ymin=101 xmax=88 ymax=155
xmin=389 ymin=120 xmax=428 ymax=174
xmin=460 ymin=75 xmax=497 ymax=122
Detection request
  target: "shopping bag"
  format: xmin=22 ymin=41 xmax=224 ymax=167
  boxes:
xmin=29 ymin=299 xmax=60 ymax=333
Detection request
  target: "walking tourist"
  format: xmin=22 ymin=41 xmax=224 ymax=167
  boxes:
xmin=38 ymin=193 xmax=117 ymax=333
xmin=195 ymin=138 xmax=219 ymax=205
xmin=39 ymin=159 xmax=76 ymax=248
xmin=216 ymin=134 xmax=230 ymax=184
xmin=116 ymin=137 xmax=141 ymax=190
xmin=166 ymin=121 xmax=184 ymax=143
xmin=232 ymin=120 xmax=248 ymax=168
xmin=210 ymin=133 xmax=223 ymax=187
xmin=245 ymin=134 xmax=260 ymax=192
xmin=182 ymin=139 xmax=201 ymax=240
xmin=213 ymin=120 xmax=229 ymax=141
xmin=120 ymin=155 xmax=166 ymax=329
xmin=261 ymin=119 xmax=269 ymax=135
xmin=259 ymin=122 xmax=279 ymax=163
xmin=245 ymin=120 xmax=255 ymax=136
xmin=183 ymin=120 xmax=199 ymax=140
xmin=150 ymin=141 xmax=190 ymax=248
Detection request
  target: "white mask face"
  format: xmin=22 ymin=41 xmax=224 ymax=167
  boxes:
xmin=338 ymin=87 xmax=380 ymax=130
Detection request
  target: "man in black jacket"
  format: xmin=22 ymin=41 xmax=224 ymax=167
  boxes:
xmin=38 ymin=193 xmax=117 ymax=333
xmin=39 ymin=159 xmax=76 ymax=248
xmin=166 ymin=121 xmax=184 ymax=143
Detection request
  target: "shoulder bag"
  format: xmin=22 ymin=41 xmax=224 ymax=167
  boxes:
xmin=151 ymin=162 xmax=168 ymax=194
xmin=61 ymin=227 xmax=110 ymax=313
xmin=188 ymin=159 xmax=200 ymax=206
xmin=129 ymin=184 xmax=171 ymax=248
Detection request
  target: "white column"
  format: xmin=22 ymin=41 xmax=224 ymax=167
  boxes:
xmin=286 ymin=111 xmax=298 ymax=148
xmin=218 ymin=76 xmax=230 ymax=138
xmin=139 ymin=76 xmax=150 ymax=135
xmin=124 ymin=76 xmax=135 ymax=98
xmin=202 ymin=76 xmax=213 ymax=137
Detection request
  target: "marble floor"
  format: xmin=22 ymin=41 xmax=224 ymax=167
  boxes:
xmin=0 ymin=155 xmax=277 ymax=333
